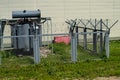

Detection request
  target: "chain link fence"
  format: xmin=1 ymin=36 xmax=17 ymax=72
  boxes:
xmin=0 ymin=18 xmax=118 ymax=65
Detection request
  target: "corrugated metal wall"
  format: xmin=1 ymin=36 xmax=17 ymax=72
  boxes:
xmin=0 ymin=0 xmax=120 ymax=37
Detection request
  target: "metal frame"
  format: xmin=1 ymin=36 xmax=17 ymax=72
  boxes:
xmin=66 ymin=19 xmax=118 ymax=60
xmin=0 ymin=31 xmax=111 ymax=64
xmin=0 ymin=18 xmax=52 ymax=64
xmin=0 ymin=10 xmax=52 ymax=64
xmin=0 ymin=18 xmax=118 ymax=65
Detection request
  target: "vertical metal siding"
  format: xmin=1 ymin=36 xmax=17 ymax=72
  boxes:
xmin=0 ymin=0 xmax=120 ymax=37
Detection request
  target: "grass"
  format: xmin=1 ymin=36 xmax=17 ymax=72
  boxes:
xmin=0 ymin=41 xmax=120 ymax=79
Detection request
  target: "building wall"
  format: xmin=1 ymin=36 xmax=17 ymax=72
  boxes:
xmin=0 ymin=0 xmax=120 ymax=38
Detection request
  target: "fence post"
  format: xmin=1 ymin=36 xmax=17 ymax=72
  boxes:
xmin=93 ymin=29 xmax=97 ymax=53
xmin=83 ymin=28 xmax=87 ymax=49
xmin=0 ymin=53 xmax=1 ymax=65
xmin=71 ymin=33 xmax=77 ymax=62
xmin=105 ymin=31 xmax=110 ymax=58
xmin=100 ymin=19 xmax=103 ymax=53
xmin=0 ymin=21 xmax=2 ymax=49
xmin=33 ymin=23 xmax=40 ymax=64
xmin=76 ymin=26 xmax=79 ymax=44
xmin=33 ymin=36 xmax=40 ymax=64
xmin=0 ymin=21 xmax=5 ymax=50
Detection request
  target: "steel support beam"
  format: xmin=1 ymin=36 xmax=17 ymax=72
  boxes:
xmin=0 ymin=21 xmax=5 ymax=49
xmin=71 ymin=33 xmax=77 ymax=62
xmin=33 ymin=22 xmax=40 ymax=64
xmin=76 ymin=26 xmax=79 ymax=44
xmin=100 ymin=19 xmax=103 ymax=53
xmin=93 ymin=29 xmax=97 ymax=53
xmin=105 ymin=31 xmax=110 ymax=58
xmin=83 ymin=28 xmax=87 ymax=49
xmin=33 ymin=36 xmax=40 ymax=64
xmin=93 ymin=19 xmax=97 ymax=53
xmin=0 ymin=53 xmax=1 ymax=65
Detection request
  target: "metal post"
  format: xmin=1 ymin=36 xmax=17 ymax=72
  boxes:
xmin=39 ymin=25 xmax=42 ymax=47
xmin=76 ymin=26 xmax=79 ymax=44
xmin=0 ymin=53 xmax=1 ymax=65
xmin=0 ymin=21 xmax=1 ymax=49
xmin=50 ymin=19 xmax=53 ymax=54
xmin=46 ymin=20 xmax=49 ymax=46
xmin=42 ymin=23 xmax=45 ymax=46
xmin=71 ymin=33 xmax=77 ymax=62
xmin=105 ymin=31 xmax=109 ymax=58
xmin=93 ymin=19 xmax=97 ymax=53
xmin=93 ymin=29 xmax=97 ymax=53
xmin=0 ymin=21 xmax=5 ymax=50
xmin=33 ymin=36 xmax=40 ymax=64
xmin=100 ymin=19 xmax=103 ymax=53
xmin=83 ymin=28 xmax=87 ymax=49
xmin=33 ymin=23 xmax=40 ymax=64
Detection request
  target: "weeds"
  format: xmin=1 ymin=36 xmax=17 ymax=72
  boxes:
xmin=0 ymin=50 xmax=16 ymax=58
xmin=0 ymin=41 xmax=120 ymax=79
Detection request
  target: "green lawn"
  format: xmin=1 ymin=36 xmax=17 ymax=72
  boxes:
xmin=0 ymin=41 xmax=120 ymax=80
